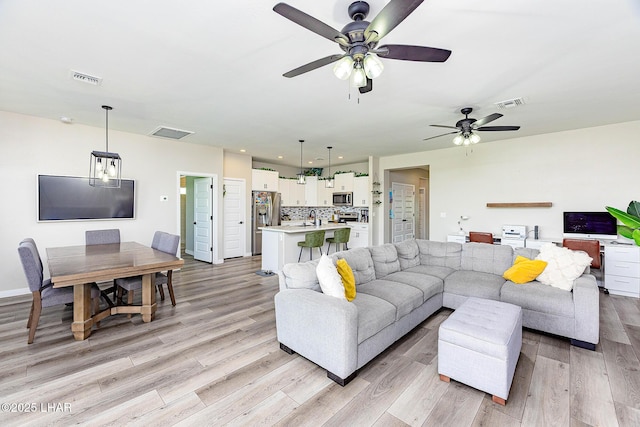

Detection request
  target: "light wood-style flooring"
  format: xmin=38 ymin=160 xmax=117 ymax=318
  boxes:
xmin=1 ymin=255 xmax=640 ymax=426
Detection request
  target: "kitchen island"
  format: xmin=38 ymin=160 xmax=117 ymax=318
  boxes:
xmin=260 ymin=223 xmax=350 ymax=272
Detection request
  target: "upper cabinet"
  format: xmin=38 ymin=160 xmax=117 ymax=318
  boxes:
xmin=353 ymin=176 xmax=370 ymax=207
xmin=334 ymin=172 xmax=354 ymax=192
xmin=279 ymin=177 xmax=304 ymax=206
xmin=304 ymin=176 xmax=318 ymax=206
xmin=251 ymin=169 xmax=279 ymax=192
xmin=317 ymin=180 xmax=333 ymax=206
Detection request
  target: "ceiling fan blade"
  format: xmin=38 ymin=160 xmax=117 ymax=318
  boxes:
xmin=283 ymin=54 xmax=345 ymax=78
xmin=273 ymin=3 xmax=349 ymax=45
xmin=476 ymin=126 xmax=521 ymax=131
xmin=358 ymin=78 xmax=373 ymax=94
xmin=430 ymin=124 xmax=459 ymax=130
xmin=471 ymin=113 xmax=503 ymax=128
xmin=378 ymin=45 xmax=451 ymax=62
xmin=365 ymin=0 xmax=425 ymax=42
xmin=423 ymin=131 xmax=458 ymax=141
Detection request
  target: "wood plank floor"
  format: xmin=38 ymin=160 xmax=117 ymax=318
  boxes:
xmin=2 ymin=255 xmax=640 ymax=426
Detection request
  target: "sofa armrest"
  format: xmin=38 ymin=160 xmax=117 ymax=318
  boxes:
xmin=275 ymin=289 xmax=358 ymax=379
xmin=572 ymin=274 xmax=599 ymax=345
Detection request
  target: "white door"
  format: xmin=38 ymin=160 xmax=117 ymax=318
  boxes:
xmin=194 ymin=177 xmax=213 ymax=262
xmin=223 ymin=178 xmax=246 ymax=258
xmin=391 ymin=182 xmax=415 ymax=243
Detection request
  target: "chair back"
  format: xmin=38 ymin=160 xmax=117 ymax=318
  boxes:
xmin=152 ymin=231 xmax=180 ymax=256
xmin=305 ymin=230 xmax=325 ymax=248
xmin=18 ymin=239 xmax=44 ymax=292
xmin=334 ymin=228 xmax=351 ymax=243
xmin=469 ymin=232 xmax=494 ymax=244
xmin=86 ymin=229 xmax=120 ymax=245
xmin=562 ymin=238 xmax=601 ymax=269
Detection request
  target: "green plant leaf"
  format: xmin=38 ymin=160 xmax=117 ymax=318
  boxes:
xmin=633 ymin=228 xmax=640 ymax=246
xmin=628 ymin=200 xmax=640 ymax=218
xmin=618 ymin=225 xmax=635 ymax=239
xmin=606 ymin=206 xmax=640 ymax=228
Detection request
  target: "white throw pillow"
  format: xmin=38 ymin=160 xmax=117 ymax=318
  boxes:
xmin=316 ymin=255 xmax=347 ymax=300
xmin=535 ymin=243 xmax=592 ymax=291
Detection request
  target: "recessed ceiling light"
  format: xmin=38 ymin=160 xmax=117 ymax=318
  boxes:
xmin=240 ymin=149 xmax=246 ymax=153
xmin=60 ymin=116 xmax=73 ymax=124
xmin=338 ymin=156 xmax=344 ymax=159
xmin=277 ymin=155 xmax=283 ymax=159
xmin=308 ymin=161 xmax=313 ymax=164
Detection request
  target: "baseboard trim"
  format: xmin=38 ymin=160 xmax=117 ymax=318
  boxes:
xmin=0 ymin=288 xmax=30 ymax=299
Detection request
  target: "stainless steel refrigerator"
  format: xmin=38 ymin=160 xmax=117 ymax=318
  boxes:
xmin=251 ymin=191 xmax=281 ymax=255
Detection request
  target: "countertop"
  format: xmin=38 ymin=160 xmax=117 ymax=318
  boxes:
xmin=259 ymin=223 xmax=351 ymax=233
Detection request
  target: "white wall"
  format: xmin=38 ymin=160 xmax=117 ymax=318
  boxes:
xmin=375 ymin=120 xmax=640 ymax=244
xmin=0 ymin=110 xmax=224 ymax=296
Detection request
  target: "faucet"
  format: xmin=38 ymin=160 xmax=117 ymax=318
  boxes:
xmin=308 ymin=209 xmax=319 ymax=226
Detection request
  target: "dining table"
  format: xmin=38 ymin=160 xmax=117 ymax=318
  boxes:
xmin=46 ymin=241 xmax=184 ymax=340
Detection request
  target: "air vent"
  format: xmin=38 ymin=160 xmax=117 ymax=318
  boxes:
xmin=149 ymin=126 xmax=194 ymax=140
xmin=494 ymin=97 xmax=526 ymax=109
xmin=70 ymin=70 xmax=102 ymax=86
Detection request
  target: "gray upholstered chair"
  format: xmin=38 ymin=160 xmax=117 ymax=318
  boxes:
xmin=86 ymin=229 xmax=120 ymax=301
xmin=18 ymin=238 xmax=101 ymax=344
xmin=116 ymin=231 xmax=180 ymax=310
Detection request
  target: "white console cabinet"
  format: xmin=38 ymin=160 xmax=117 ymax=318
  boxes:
xmin=605 ymin=245 xmax=640 ymax=298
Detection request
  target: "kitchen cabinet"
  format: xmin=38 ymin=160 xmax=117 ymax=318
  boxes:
xmin=334 ymin=172 xmax=354 ymax=192
xmin=317 ymin=180 xmax=333 ymax=206
xmin=605 ymin=244 xmax=640 ymax=298
xmin=280 ymin=178 xmax=304 ymax=206
xmin=251 ymin=169 xmax=279 ymax=191
xmin=353 ymin=176 xmax=370 ymax=207
xmin=348 ymin=223 xmax=369 ymax=248
xmin=305 ymin=176 xmax=318 ymax=206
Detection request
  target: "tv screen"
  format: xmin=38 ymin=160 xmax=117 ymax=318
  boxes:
xmin=38 ymin=175 xmax=135 ymax=221
xmin=563 ymin=211 xmax=617 ymax=239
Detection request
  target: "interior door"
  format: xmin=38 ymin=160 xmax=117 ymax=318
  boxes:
xmin=223 ymin=178 xmax=246 ymax=258
xmin=194 ymin=177 xmax=213 ymax=262
xmin=391 ymin=182 xmax=415 ymax=243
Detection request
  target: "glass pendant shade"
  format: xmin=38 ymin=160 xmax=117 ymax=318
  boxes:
xmin=351 ymin=64 xmax=367 ymax=88
xmin=333 ymin=56 xmax=354 ymax=80
xmin=470 ymin=133 xmax=481 ymax=144
xmin=325 ymin=146 xmax=334 ymax=188
xmin=363 ymin=53 xmax=384 ymax=79
xmin=297 ymin=139 xmax=306 ymax=185
xmin=452 ymin=134 xmax=464 ymax=145
xmin=89 ymin=105 xmax=122 ymax=188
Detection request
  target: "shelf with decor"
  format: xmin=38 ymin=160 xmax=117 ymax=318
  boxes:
xmin=372 ymin=181 xmax=382 ymax=205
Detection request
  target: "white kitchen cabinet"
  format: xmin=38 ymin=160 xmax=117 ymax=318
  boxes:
xmin=251 ymin=169 xmax=279 ymax=191
xmin=605 ymin=244 xmax=640 ymax=298
xmin=353 ymin=176 xmax=370 ymax=207
xmin=279 ymin=178 xmax=291 ymax=205
xmin=287 ymin=179 xmax=305 ymax=206
xmin=317 ymin=180 xmax=333 ymax=206
xmin=304 ymin=176 xmax=318 ymax=206
xmin=348 ymin=223 xmax=369 ymax=248
xmin=334 ymin=172 xmax=354 ymax=192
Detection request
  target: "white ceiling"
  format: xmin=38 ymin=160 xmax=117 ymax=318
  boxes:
xmin=1 ymin=0 xmax=639 ymax=169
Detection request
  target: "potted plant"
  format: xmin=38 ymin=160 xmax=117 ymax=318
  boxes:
xmin=605 ymin=201 xmax=640 ymax=245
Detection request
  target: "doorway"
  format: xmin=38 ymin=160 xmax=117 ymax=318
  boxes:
xmin=391 ymin=182 xmax=415 ymax=243
xmin=178 ymin=172 xmax=217 ymax=263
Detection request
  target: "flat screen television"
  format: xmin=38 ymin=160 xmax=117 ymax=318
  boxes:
xmin=563 ymin=211 xmax=617 ymax=240
xmin=38 ymin=175 xmax=135 ymax=221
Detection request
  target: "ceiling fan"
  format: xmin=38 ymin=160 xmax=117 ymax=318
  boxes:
xmin=425 ymin=107 xmax=521 ymax=145
xmin=273 ymin=0 xmax=451 ymax=94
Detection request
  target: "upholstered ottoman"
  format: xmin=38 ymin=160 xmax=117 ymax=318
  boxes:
xmin=438 ymin=297 xmax=522 ymax=405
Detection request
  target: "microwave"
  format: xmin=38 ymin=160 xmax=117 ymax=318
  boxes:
xmin=332 ymin=192 xmax=353 ymax=206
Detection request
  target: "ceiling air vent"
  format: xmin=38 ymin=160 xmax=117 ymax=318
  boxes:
xmin=70 ymin=70 xmax=102 ymax=86
xmin=494 ymin=97 xmax=526 ymax=109
xmin=149 ymin=126 xmax=194 ymax=140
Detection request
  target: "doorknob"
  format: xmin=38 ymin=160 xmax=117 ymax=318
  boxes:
xmin=193 ymin=222 xmax=196 ymax=225
xmin=239 ymin=221 xmax=244 ymax=224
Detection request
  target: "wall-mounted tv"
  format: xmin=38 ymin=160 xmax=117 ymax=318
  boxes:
xmin=563 ymin=211 xmax=617 ymax=240
xmin=38 ymin=175 xmax=135 ymax=221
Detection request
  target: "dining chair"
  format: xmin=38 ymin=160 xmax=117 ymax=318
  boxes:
xmin=562 ymin=238 xmax=603 ymax=284
xmin=18 ymin=238 xmax=101 ymax=344
xmin=116 ymin=231 xmax=180 ymax=312
xmin=326 ymin=227 xmax=351 ymax=254
xmin=86 ymin=229 xmax=121 ymax=301
xmin=297 ymin=230 xmax=325 ymax=262
xmin=469 ymin=232 xmax=494 ymax=244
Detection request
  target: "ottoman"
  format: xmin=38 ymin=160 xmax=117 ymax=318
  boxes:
xmin=438 ymin=297 xmax=522 ymax=405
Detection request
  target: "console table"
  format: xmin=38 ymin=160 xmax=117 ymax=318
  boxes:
xmin=604 ymin=244 xmax=640 ymax=298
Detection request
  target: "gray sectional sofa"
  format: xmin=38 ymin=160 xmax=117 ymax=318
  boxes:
xmin=275 ymin=240 xmax=600 ymax=385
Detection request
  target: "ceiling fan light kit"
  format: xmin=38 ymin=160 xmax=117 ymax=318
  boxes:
xmin=425 ymin=107 xmax=520 ymax=146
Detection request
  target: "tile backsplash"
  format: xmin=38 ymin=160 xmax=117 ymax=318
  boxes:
xmin=281 ymin=206 xmax=367 ymax=222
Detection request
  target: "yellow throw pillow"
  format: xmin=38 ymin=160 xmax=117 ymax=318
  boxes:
xmin=503 ymin=255 xmax=548 ymax=284
xmin=336 ymin=258 xmax=356 ymax=301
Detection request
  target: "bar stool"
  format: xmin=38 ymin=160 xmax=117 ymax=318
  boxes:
xmin=298 ymin=230 xmax=325 ymax=262
xmin=326 ymin=227 xmax=351 ymax=254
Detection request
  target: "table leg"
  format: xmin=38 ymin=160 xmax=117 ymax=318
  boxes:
xmin=141 ymin=273 xmax=156 ymax=322
xmin=71 ymin=283 xmax=93 ymax=340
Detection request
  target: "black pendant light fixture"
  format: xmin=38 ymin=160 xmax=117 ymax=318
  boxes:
xmin=296 ymin=139 xmax=306 ymax=185
xmin=89 ymin=105 xmax=122 ymax=188
xmin=325 ymin=146 xmax=334 ymax=188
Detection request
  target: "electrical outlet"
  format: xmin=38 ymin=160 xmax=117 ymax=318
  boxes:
xmin=160 ymin=195 xmax=168 ymax=202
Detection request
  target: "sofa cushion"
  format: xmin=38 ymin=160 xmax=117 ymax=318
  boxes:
xmin=416 ymin=240 xmax=462 ymax=270
xmin=395 ymin=239 xmax=420 ymax=269
xmin=535 ymin=244 xmax=592 ymax=291
xmin=501 ymin=280 xmax=575 ymax=317
xmin=444 ymin=270 xmax=505 ymax=301
xmin=336 ymin=259 xmax=356 ymax=301
xmin=369 ymin=244 xmax=400 ymax=278
xmin=404 ymin=264 xmax=455 ymax=280
xmin=357 ymin=279 xmax=424 ymax=321
xmin=281 ymin=260 xmax=321 ymax=291
xmin=503 ymin=255 xmax=548 ymax=284
xmin=384 ymin=271 xmax=444 ymax=302
xmin=332 ymin=247 xmax=376 ymax=285
xmin=461 ymin=243 xmax=513 ymax=275
xmin=351 ymin=293 xmax=396 ymax=344
xmin=316 ymin=255 xmax=347 ymax=300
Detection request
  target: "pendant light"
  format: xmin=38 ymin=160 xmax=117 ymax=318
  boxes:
xmin=296 ymin=139 xmax=306 ymax=185
xmin=89 ymin=105 xmax=122 ymax=188
xmin=325 ymin=146 xmax=334 ymax=188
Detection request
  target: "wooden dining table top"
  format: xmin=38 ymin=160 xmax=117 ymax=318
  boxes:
xmin=47 ymin=241 xmax=184 ymax=287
